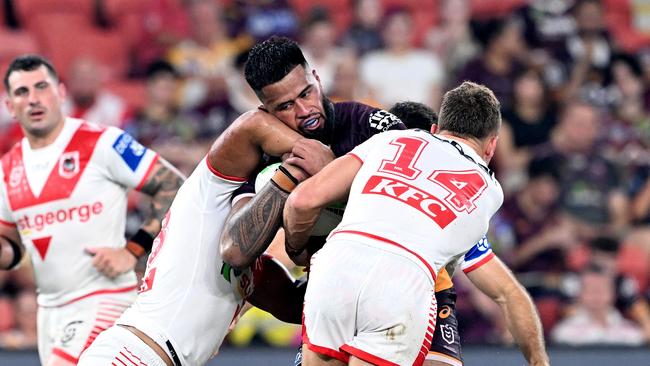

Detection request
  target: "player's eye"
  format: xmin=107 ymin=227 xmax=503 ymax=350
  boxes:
xmin=13 ymin=88 xmax=27 ymax=96
xmin=278 ymin=103 xmax=292 ymax=111
xmin=35 ymin=81 xmax=49 ymax=90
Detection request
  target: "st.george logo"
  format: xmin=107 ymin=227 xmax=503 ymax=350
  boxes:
xmin=59 ymin=151 xmax=80 ymax=179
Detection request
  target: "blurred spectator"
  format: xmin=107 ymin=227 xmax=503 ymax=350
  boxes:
xmin=226 ymin=49 xmax=260 ymax=114
xmin=341 ymin=0 xmax=384 ymax=55
xmin=61 ymin=57 xmax=130 ymax=127
xmin=360 ymin=8 xmax=443 ymax=108
xmin=518 ymin=0 xmax=576 ymax=52
xmin=548 ymin=0 xmax=614 ymax=105
xmin=424 ymin=0 xmax=480 ymax=79
xmin=328 ymin=50 xmax=380 ymax=107
xmin=229 ymin=0 xmax=299 ymax=43
xmin=492 ymin=158 xmax=576 ymax=284
xmin=533 ymin=101 xmax=630 ymax=240
xmin=0 ymin=291 xmax=37 ymax=350
xmin=570 ymin=237 xmax=650 ymax=342
xmin=457 ymin=16 xmax=525 ymax=109
xmin=552 ymin=266 xmax=645 ymax=345
xmin=602 ymin=54 xmax=650 ymax=169
xmin=135 ymin=0 xmax=191 ymax=75
xmin=167 ymin=0 xmax=251 ymax=110
xmin=300 ymin=8 xmax=345 ymax=94
xmin=227 ymin=307 xmax=300 ymax=347
xmin=496 ymin=68 xmax=557 ymax=192
xmin=123 ymin=60 xmax=205 ymax=175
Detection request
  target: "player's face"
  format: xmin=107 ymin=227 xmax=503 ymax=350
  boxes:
xmin=260 ymin=66 xmax=326 ymax=138
xmin=5 ymin=66 xmax=66 ymax=139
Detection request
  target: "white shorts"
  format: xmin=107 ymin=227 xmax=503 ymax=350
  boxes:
xmin=78 ymin=325 xmax=168 ymax=366
xmin=37 ymin=290 xmax=136 ymax=365
xmin=303 ymin=238 xmax=437 ymax=366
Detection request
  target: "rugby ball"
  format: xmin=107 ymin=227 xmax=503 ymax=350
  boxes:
xmin=255 ymin=163 xmax=344 ymax=236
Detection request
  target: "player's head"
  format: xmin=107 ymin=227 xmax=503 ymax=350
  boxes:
xmin=245 ymin=36 xmax=333 ymax=141
xmin=388 ymin=101 xmax=438 ymax=131
xmin=4 ymin=55 xmax=66 ymax=140
xmin=438 ymin=81 xmax=501 ymax=162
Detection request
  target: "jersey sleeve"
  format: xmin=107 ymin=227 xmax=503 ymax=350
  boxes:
xmin=460 ymin=236 xmax=496 ymax=273
xmin=99 ymin=127 xmax=159 ymax=190
xmin=347 ymin=131 xmax=386 ymax=163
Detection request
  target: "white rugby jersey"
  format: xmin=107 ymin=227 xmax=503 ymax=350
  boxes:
xmin=0 ymin=118 xmax=158 ymax=307
xmin=118 ymin=158 xmax=252 ymax=366
xmin=331 ymin=129 xmax=504 ymax=282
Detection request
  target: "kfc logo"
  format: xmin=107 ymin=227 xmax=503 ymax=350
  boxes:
xmin=362 ymin=175 xmax=456 ymax=228
xmin=59 ymin=151 xmax=79 ymax=179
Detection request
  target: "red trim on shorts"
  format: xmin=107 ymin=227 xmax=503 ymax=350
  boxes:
xmin=302 ymin=318 xmax=349 ymax=363
xmin=340 ymin=344 xmax=399 ymax=366
xmin=136 ymin=154 xmax=160 ymax=191
xmin=205 ymin=157 xmax=247 ymax=182
xmin=52 ymin=347 xmax=79 ymax=364
xmin=413 ymin=292 xmax=437 ymax=366
xmin=347 ymin=153 xmax=363 ymax=164
xmin=462 ymin=252 xmax=495 ymax=274
xmin=0 ymin=218 xmax=15 ymax=227
xmin=330 ymin=230 xmax=437 ymax=282
xmin=61 ymin=285 xmax=137 ymax=306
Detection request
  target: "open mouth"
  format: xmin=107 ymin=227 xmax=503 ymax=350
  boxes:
xmin=29 ymin=110 xmax=46 ymax=119
xmin=302 ymin=116 xmax=321 ymax=131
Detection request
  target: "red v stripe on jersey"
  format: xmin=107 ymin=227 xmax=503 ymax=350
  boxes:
xmin=1 ymin=122 xmax=104 ymax=210
xmin=32 ymin=236 xmax=52 ymax=260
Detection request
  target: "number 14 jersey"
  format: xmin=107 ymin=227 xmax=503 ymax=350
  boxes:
xmin=337 ymin=129 xmax=504 ymax=282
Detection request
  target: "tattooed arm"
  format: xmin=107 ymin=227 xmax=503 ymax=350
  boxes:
xmin=220 ymin=162 xmax=308 ymax=269
xmin=89 ymin=158 xmax=184 ymax=278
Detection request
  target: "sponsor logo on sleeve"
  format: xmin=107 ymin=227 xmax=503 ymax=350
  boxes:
xmin=464 ymin=237 xmax=492 ymax=262
xmin=112 ymin=132 xmax=147 ymax=172
xmin=369 ymin=110 xmax=401 ymax=131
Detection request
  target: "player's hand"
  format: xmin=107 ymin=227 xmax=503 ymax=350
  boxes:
xmin=285 ymin=138 xmax=334 ymax=176
xmin=85 ymin=247 xmax=138 ymax=279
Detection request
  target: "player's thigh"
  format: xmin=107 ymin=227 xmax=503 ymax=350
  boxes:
xmin=303 ymin=240 xmax=375 ymax=362
xmin=79 ymin=325 xmax=168 ymax=366
xmin=302 ymin=343 xmax=347 ymax=366
xmin=344 ymin=249 xmax=436 ymax=366
xmin=47 ymin=292 xmax=135 ymax=363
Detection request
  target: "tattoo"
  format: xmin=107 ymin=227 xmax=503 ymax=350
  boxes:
xmin=139 ymin=159 xmax=184 ymax=236
xmin=226 ymin=182 xmax=289 ymax=264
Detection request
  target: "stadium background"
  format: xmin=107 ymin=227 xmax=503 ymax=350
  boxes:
xmin=1 ymin=0 xmax=650 ymax=364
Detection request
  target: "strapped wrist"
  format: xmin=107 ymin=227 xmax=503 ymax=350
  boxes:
xmin=271 ymin=166 xmax=300 ymax=193
xmin=126 ymin=229 xmax=154 ymax=258
xmin=1 ymin=235 xmax=23 ymax=270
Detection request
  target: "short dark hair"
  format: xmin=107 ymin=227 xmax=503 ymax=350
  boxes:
xmin=4 ymin=54 xmax=58 ymax=91
xmin=145 ymin=59 xmax=179 ymax=80
xmin=388 ymin=101 xmax=437 ymax=130
xmin=244 ymin=36 xmax=308 ymax=95
xmin=438 ymin=81 xmax=501 ymax=140
xmin=590 ymin=236 xmax=619 ymax=254
xmin=527 ymin=157 xmax=560 ymax=182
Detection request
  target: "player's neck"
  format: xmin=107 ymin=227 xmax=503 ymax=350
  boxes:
xmin=437 ymin=132 xmax=486 ymax=162
xmin=25 ymin=118 xmax=66 ymax=150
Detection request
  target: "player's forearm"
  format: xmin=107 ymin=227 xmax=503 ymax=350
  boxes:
xmin=498 ymin=285 xmax=549 ymax=365
xmin=283 ymin=192 xmax=322 ymax=256
xmin=138 ymin=159 xmax=185 ymax=236
xmin=221 ymin=164 xmax=307 ymax=269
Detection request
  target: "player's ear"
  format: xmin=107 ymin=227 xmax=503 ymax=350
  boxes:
xmin=430 ymin=124 xmax=439 ymax=134
xmin=57 ymin=82 xmax=67 ymax=102
xmin=484 ymin=134 xmax=499 ymax=163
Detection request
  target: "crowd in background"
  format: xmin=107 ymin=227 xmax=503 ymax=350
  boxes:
xmin=1 ymin=0 xmax=650 ymax=351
